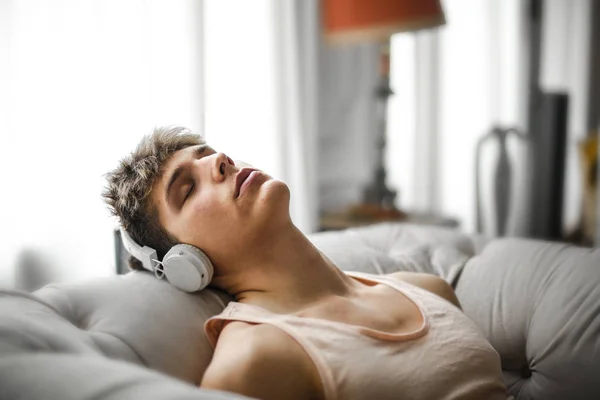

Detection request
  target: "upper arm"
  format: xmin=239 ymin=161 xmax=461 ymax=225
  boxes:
xmin=388 ymin=272 xmax=462 ymax=309
xmin=201 ymin=322 xmax=319 ymax=400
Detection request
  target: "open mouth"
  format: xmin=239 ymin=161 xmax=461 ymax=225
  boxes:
xmin=234 ymin=168 xmax=257 ymax=198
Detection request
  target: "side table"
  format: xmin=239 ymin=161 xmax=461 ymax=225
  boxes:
xmin=319 ymin=207 xmax=459 ymax=232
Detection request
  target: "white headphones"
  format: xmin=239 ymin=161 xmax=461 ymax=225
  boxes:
xmin=119 ymin=227 xmax=214 ymax=292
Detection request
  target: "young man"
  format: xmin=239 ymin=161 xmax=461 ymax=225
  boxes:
xmin=104 ymin=126 xmax=507 ymax=400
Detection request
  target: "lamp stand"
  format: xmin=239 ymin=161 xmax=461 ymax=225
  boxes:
xmin=362 ymin=41 xmax=399 ymax=211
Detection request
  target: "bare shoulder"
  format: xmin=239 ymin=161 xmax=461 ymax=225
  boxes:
xmin=201 ymin=321 xmax=321 ymax=400
xmin=387 ymin=271 xmax=462 ymax=309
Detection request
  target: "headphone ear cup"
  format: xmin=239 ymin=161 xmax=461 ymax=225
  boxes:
xmin=162 ymin=244 xmax=214 ymax=292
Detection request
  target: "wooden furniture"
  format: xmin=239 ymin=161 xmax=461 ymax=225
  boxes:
xmin=320 ymin=204 xmax=459 ymax=231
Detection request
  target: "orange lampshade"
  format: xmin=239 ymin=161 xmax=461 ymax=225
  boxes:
xmin=322 ymin=0 xmax=445 ymax=43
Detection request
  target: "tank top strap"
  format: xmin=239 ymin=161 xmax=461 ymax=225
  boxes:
xmin=204 ymin=301 xmax=273 ymax=348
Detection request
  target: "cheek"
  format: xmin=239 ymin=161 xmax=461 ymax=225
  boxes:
xmin=191 ymin=191 xmax=233 ymax=219
xmin=191 ymin=193 xmax=217 ymax=215
xmin=187 ymin=192 xmax=238 ymax=240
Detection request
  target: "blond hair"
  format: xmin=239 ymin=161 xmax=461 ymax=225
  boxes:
xmin=102 ymin=126 xmax=205 ymax=270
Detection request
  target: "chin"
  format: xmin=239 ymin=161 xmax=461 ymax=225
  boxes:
xmin=252 ymin=179 xmax=292 ymax=230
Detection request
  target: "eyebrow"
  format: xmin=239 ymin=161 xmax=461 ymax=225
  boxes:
xmin=164 ymin=145 xmax=208 ymax=207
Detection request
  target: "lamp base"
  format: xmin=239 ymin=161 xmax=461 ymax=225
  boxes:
xmin=362 ymin=166 xmax=398 ymax=210
xmin=347 ymin=202 xmax=406 ymax=221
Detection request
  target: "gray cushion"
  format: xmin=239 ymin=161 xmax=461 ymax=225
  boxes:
xmin=30 ymin=272 xmax=231 ymax=382
xmin=311 ymin=223 xmax=478 ymax=288
xmin=0 ymin=273 xmax=247 ymax=399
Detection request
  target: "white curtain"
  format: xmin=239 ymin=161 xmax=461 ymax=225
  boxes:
xmin=204 ymin=0 xmax=319 ymax=233
xmin=387 ymin=0 xmax=527 ymax=234
xmin=0 ymin=0 xmax=203 ymax=287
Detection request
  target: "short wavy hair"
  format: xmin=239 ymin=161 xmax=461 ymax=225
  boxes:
xmin=102 ymin=126 xmax=205 ymax=270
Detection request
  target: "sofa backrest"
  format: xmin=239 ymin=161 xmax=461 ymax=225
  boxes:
xmin=456 ymin=238 xmax=600 ymax=399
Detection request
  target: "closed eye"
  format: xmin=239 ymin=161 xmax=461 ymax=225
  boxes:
xmin=183 ymin=182 xmax=195 ymax=204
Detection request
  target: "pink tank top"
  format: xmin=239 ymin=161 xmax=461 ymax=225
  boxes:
xmin=205 ymin=272 xmax=507 ymax=400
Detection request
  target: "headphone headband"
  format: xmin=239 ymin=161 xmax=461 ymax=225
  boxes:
xmin=119 ymin=228 xmax=159 ymax=272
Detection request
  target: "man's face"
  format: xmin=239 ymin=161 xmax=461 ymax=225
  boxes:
xmin=152 ymin=145 xmax=290 ymax=269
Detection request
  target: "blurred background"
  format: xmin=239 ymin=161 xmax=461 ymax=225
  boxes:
xmin=0 ymin=0 xmax=598 ymax=290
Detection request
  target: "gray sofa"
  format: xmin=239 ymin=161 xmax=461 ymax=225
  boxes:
xmin=1 ymin=223 xmax=599 ymax=399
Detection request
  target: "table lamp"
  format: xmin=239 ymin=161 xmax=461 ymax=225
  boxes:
xmin=322 ymin=0 xmax=445 ymax=218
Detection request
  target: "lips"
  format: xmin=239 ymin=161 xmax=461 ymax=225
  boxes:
xmin=234 ymin=168 xmax=257 ymax=198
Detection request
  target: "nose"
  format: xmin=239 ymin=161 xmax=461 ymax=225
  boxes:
xmin=211 ymin=152 xmax=234 ymax=182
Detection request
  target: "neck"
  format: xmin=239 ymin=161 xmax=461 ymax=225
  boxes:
xmin=212 ymin=222 xmax=355 ymax=313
